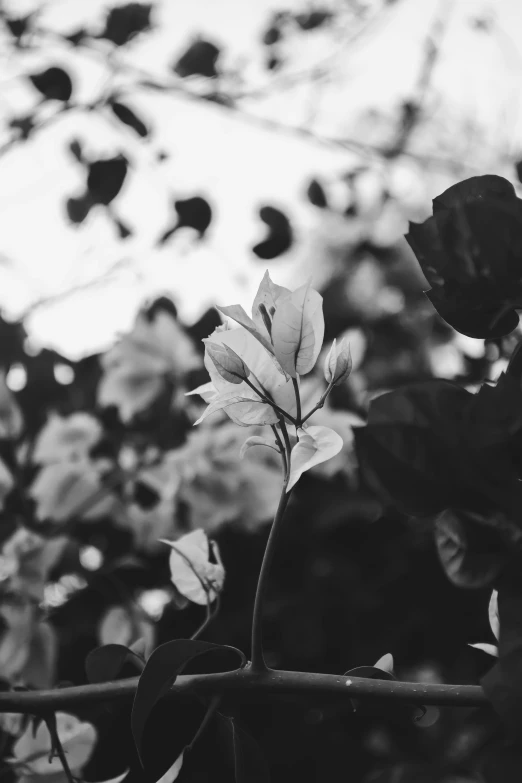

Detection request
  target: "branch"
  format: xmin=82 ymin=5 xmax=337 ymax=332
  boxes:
xmin=0 ymin=668 xmax=486 ymax=713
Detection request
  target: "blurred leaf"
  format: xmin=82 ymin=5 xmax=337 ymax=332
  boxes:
xmin=68 ymin=138 xmax=84 ymax=162
xmin=252 ymin=206 xmax=293 ymax=259
xmin=173 ymin=40 xmax=220 ymax=78
xmin=64 ymin=28 xmax=88 ymax=46
xmin=263 ymin=25 xmax=281 ymax=45
xmin=85 ymin=644 xmax=144 ymax=683
xmin=29 ymin=67 xmax=73 ymax=102
xmin=66 ymin=194 xmax=91 ymax=224
xmin=295 ymin=10 xmax=332 ymax=30
xmin=306 ymin=179 xmax=328 ymax=208
xmin=87 ymin=155 xmax=128 ymax=205
xmin=109 ymin=100 xmax=148 ymax=137
xmin=175 ymin=196 xmax=212 ymax=236
xmin=99 ymin=3 xmax=152 ymax=46
xmin=435 ymin=509 xmax=510 ymax=588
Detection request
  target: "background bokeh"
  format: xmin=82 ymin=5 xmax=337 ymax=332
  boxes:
xmin=1 ymin=0 xmax=522 ymax=781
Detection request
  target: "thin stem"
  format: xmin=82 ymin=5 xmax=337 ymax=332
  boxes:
xmin=243 ymin=378 xmax=297 ymax=426
xmin=45 ymin=714 xmax=76 ymax=783
xmin=292 ymin=377 xmax=302 ymax=424
xmin=191 ymin=595 xmax=221 ymax=641
xmin=187 ymin=693 xmax=222 ymax=751
xmin=270 ymin=425 xmax=287 ymax=477
xmin=250 ymin=420 xmax=293 ymax=671
xmin=300 ymin=382 xmax=334 ymax=426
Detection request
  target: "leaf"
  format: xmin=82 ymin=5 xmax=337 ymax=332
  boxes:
xmin=161 ymin=529 xmax=224 ymax=605
xmin=239 ymin=436 xmax=279 ymax=459
xmin=109 ymin=100 xmax=148 ymax=137
xmin=85 ymin=644 xmax=144 ymax=684
xmin=271 ymin=284 xmax=324 ymax=377
xmin=29 ymin=67 xmax=72 ymax=101
xmin=306 ymin=179 xmax=328 ymax=208
xmin=252 ymin=206 xmax=293 ymax=259
xmin=13 ymin=713 xmax=97 ymax=775
xmin=374 ymin=653 xmax=394 ymax=675
xmin=251 ymin=270 xmax=291 ymax=338
xmin=287 ymin=425 xmax=343 ymax=491
xmin=173 ymin=40 xmax=220 ymax=77
xmin=490 ymin=589 xmax=500 ymax=640
xmin=435 ymin=509 xmax=509 ymax=588
xmin=217 ymin=715 xmax=270 ymax=782
xmin=217 ymin=305 xmax=276 ymax=357
xmin=174 ymin=197 xmax=212 ymax=237
xmin=99 ymin=3 xmax=152 ymax=46
xmin=295 ymin=10 xmax=332 ymax=30
xmin=131 ymin=639 xmax=245 ymax=761
xmin=66 ymin=194 xmax=91 ymax=224
xmin=469 ymin=642 xmax=499 ymax=657
xmin=323 ymin=338 xmax=352 ymax=385
xmin=205 ymin=342 xmax=249 ymax=384
xmin=87 ymin=155 xmax=128 ymax=205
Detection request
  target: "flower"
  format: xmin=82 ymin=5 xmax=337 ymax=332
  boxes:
xmin=30 ymin=459 xmax=116 ymax=523
xmin=12 ymin=713 xmax=97 ymax=779
xmin=171 ymin=421 xmax=282 ymax=531
xmin=161 ymin=529 xmax=224 ymax=605
xmin=189 ymin=272 xmax=325 ymax=427
xmin=32 ymin=412 xmax=102 ymax=465
xmin=0 ymin=527 xmax=68 ymax=600
xmin=98 ymin=308 xmax=200 ymax=422
xmin=406 ymin=175 xmax=522 ymax=338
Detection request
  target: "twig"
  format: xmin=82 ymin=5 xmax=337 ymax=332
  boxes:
xmin=0 ymin=669 xmax=486 ymax=712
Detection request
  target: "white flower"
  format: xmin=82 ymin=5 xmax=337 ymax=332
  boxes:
xmin=98 ymin=310 xmax=200 ymax=422
xmin=161 ymin=529 xmax=225 ymax=606
xmin=12 ymin=713 xmax=97 ymax=777
xmin=33 ymin=413 xmax=102 ymax=465
xmin=30 ymin=460 xmax=116 ymax=522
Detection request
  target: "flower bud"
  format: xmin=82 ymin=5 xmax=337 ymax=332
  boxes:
xmin=205 ymin=341 xmax=250 ymax=384
xmin=323 ymin=339 xmax=352 ymax=385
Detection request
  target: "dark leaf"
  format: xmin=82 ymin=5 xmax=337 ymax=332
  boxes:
xmin=99 ymin=3 xmax=152 ymax=46
xmin=66 ymin=194 xmax=91 ymax=224
xmin=109 ymin=100 xmax=148 ymax=137
xmin=29 ymin=67 xmax=73 ymax=102
xmin=295 ymin=10 xmax=332 ymax=30
xmin=263 ymin=26 xmax=281 ymax=45
xmin=252 ymin=206 xmax=293 ymax=259
xmin=113 ymin=217 xmax=133 ymax=239
xmin=174 ymin=196 xmax=212 ymax=236
xmin=306 ymin=179 xmax=328 ymax=208
xmin=405 ymin=175 xmax=522 ymax=339
xmin=173 ymin=40 xmax=220 ymax=78
xmin=435 ymin=509 xmax=509 ymax=588
xmin=131 ymin=639 xmax=245 ymax=761
xmin=9 ymin=114 xmax=34 ymax=140
xmin=266 ymin=55 xmax=282 ymax=71
xmin=5 ymin=15 xmax=32 ymax=42
xmin=63 ymin=28 xmax=88 ymax=46
xmin=87 ymin=155 xmax=128 ymax=205
xmin=217 ymin=714 xmax=270 ymax=782
xmin=68 ymin=138 xmax=84 ymax=163
xmin=85 ymin=644 xmax=144 ymax=683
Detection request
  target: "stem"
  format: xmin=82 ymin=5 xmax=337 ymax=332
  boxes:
xmin=250 ymin=421 xmax=292 ymax=671
xmin=45 ymin=714 xmax=76 ymax=783
xmin=270 ymin=425 xmax=287 ymax=477
xmin=300 ymin=382 xmax=334 ymax=426
xmin=0 ymin=670 xmax=486 ymax=712
xmin=243 ymin=378 xmax=297 ymax=426
xmin=292 ymin=377 xmax=302 ymax=424
xmin=191 ymin=595 xmax=221 ymax=641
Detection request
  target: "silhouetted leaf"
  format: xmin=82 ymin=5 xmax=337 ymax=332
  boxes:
xmin=173 ymin=40 xmax=220 ymax=78
xmin=306 ymin=179 xmax=328 ymax=208
xmin=87 ymin=155 xmax=128 ymax=205
xmin=66 ymin=195 xmax=91 ymax=224
xmin=9 ymin=114 xmax=34 ymax=140
xmin=252 ymin=206 xmax=293 ymax=259
xmin=109 ymin=100 xmax=148 ymax=137
xmin=99 ymin=3 xmax=152 ymax=46
xmin=68 ymin=139 xmax=84 ymax=162
xmin=435 ymin=509 xmax=509 ymax=588
xmin=64 ymin=28 xmax=88 ymax=46
xmin=295 ymin=10 xmax=332 ymax=30
xmin=113 ymin=217 xmax=133 ymax=239
xmin=263 ymin=26 xmax=281 ymax=45
xmin=29 ymin=67 xmax=73 ymax=102
xmin=131 ymin=639 xmax=245 ymax=761
xmin=5 ymin=15 xmax=32 ymax=44
xmin=85 ymin=644 xmax=144 ymax=684
xmin=174 ymin=197 xmax=212 ymax=236
xmin=406 ymin=175 xmax=522 ymax=338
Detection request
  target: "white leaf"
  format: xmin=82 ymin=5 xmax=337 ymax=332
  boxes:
xmin=156 ymin=753 xmax=184 ymax=783
xmin=92 ymin=769 xmax=130 ymax=783
xmin=185 ymin=381 xmax=217 ymax=403
xmin=204 ymin=341 xmax=249 ymax=384
xmin=287 ymin=426 xmax=343 ymax=491
xmin=374 ymin=653 xmax=394 ymax=674
xmin=323 ymin=339 xmax=352 ymax=385
xmin=33 ymin=413 xmax=102 ymax=465
xmin=489 ymin=589 xmax=499 ymax=640
xmin=239 ymin=436 xmax=280 ymax=459
xmin=271 ymin=284 xmax=324 ymax=377
xmin=161 ymin=529 xmax=225 ymax=606
xmin=251 ymin=271 xmax=291 ymax=340
xmin=217 ymin=305 xmax=275 ymax=356
xmin=13 ymin=713 xmax=97 ymax=775
xmin=194 ymin=389 xmax=274 ymax=427
xmin=468 ymin=643 xmax=499 ymax=657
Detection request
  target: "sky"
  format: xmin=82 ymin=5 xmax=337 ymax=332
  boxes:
xmin=0 ymin=0 xmax=521 ymax=359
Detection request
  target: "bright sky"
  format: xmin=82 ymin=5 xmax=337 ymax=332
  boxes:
xmin=0 ymin=0 xmax=521 ymax=359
